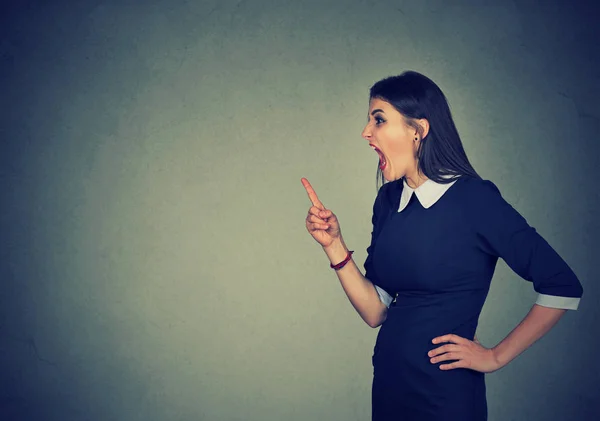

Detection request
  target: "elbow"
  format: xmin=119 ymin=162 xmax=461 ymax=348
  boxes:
xmin=368 ymin=318 xmax=385 ymax=328
xmin=366 ymin=310 xmax=387 ymax=328
xmin=365 ymin=318 xmax=378 ymax=328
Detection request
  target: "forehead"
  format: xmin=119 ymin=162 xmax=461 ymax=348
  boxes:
xmin=368 ymin=97 xmax=393 ymax=112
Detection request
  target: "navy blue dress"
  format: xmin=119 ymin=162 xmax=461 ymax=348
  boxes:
xmin=364 ymin=175 xmax=584 ymax=421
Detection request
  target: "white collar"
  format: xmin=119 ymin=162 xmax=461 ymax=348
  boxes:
xmin=398 ymin=175 xmax=460 ymax=212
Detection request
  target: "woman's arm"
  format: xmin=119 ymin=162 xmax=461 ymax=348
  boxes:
xmin=429 ymin=304 xmax=568 ymax=373
xmin=467 ymin=180 xmax=583 ymax=369
xmin=431 ymin=180 xmax=583 ymax=373
xmin=323 ymin=236 xmax=388 ymax=328
xmin=301 ymin=177 xmax=388 ymax=328
xmin=492 ymin=304 xmax=567 ymax=369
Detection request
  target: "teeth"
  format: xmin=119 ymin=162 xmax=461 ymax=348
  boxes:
xmin=370 ymin=145 xmax=385 ymax=168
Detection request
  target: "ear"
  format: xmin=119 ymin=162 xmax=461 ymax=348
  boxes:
xmin=416 ymin=118 xmax=430 ymax=140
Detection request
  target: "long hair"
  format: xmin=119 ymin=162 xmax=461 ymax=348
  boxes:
xmin=369 ymin=71 xmax=481 ymax=191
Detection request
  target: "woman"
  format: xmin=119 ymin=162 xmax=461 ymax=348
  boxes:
xmin=301 ymin=71 xmax=583 ymax=420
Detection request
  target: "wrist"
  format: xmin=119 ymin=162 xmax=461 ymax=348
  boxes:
xmin=323 ymin=237 xmax=348 ymax=264
xmin=490 ymin=346 xmax=505 ymax=370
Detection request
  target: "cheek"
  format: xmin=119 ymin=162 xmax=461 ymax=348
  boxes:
xmin=387 ymin=137 xmax=414 ymax=159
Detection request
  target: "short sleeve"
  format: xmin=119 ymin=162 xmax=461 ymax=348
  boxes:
xmin=364 ymin=183 xmax=395 ymax=308
xmin=472 ymin=180 xmax=583 ymax=310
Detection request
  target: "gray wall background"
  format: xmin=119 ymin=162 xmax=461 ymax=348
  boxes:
xmin=1 ymin=0 xmax=598 ymax=420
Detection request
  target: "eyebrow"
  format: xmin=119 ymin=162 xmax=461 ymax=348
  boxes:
xmin=367 ymin=108 xmax=385 ymax=121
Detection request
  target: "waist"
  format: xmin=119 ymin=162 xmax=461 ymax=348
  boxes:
xmin=374 ymin=311 xmax=479 ymax=371
xmin=381 ymin=294 xmax=481 ymax=342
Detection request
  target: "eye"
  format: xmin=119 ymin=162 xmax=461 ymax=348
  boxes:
xmin=374 ymin=116 xmax=385 ymax=125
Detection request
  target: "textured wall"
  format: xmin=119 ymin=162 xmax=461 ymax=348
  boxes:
xmin=1 ymin=0 xmax=598 ymax=420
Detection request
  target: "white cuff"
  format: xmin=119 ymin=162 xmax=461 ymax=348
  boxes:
xmin=375 ymin=285 xmax=393 ymax=308
xmin=536 ymin=293 xmax=581 ymax=310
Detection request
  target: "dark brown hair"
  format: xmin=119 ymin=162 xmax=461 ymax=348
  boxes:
xmin=369 ymin=71 xmax=481 ymax=190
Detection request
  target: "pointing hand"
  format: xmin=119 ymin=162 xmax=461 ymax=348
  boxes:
xmin=301 ymin=178 xmax=341 ymax=248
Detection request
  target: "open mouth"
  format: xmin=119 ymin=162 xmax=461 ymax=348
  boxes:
xmin=370 ymin=145 xmax=387 ymax=170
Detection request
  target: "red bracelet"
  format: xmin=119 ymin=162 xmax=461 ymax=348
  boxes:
xmin=330 ymin=250 xmax=354 ymax=270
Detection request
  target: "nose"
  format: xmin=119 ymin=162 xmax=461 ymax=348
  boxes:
xmin=361 ymin=123 xmax=372 ymax=140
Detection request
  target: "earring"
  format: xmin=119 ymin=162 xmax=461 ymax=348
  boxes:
xmin=414 ymin=137 xmax=418 ymax=141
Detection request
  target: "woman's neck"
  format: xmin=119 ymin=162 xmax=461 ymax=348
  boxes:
xmin=405 ymin=168 xmax=428 ymax=190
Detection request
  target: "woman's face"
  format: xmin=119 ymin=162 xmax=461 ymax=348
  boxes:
xmin=361 ymin=97 xmax=420 ymax=182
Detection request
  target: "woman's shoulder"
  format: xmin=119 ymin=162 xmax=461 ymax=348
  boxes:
xmin=456 ymin=175 xmax=500 ymax=194
xmin=454 ymin=176 xmax=507 ymax=209
xmin=446 ymin=175 xmax=497 ymax=203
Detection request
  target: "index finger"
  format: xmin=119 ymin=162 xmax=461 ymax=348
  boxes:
xmin=300 ymin=178 xmax=325 ymax=210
